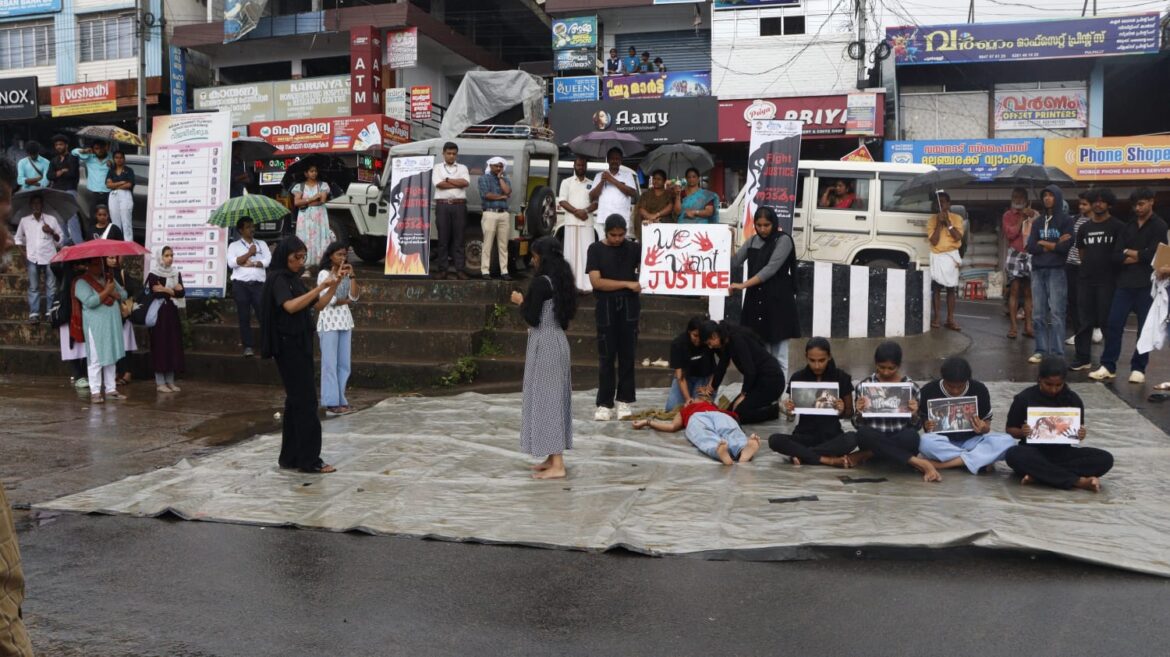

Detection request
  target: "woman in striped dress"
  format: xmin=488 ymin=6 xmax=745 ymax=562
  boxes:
xmin=510 ymin=236 xmax=578 ymax=479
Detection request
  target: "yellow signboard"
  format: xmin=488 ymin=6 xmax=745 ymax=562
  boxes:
xmin=1045 ymin=136 xmax=1170 ymax=181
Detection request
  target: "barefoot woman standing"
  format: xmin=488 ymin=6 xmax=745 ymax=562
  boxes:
xmin=511 ymin=237 xmax=578 ymax=479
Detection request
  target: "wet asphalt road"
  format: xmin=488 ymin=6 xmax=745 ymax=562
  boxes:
xmin=6 ymin=298 xmax=1170 ymax=656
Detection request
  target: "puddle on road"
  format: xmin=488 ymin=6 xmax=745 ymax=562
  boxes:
xmin=182 ymin=407 xmax=282 ymax=447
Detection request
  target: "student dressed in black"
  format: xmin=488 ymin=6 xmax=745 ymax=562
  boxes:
xmin=700 ymin=320 xmax=784 ymax=424
xmin=664 ymin=316 xmax=715 ymax=411
xmin=586 ymin=215 xmax=642 ymax=420
xmin=730 ymin=206 xmax=800 ymax=382
xmin=1070 ymin=189 xmax=1123 ymax=370
xmin=1005 ymin=356 xmax=1113 ymax=492
xmin=260 ymin=236 xmax=342 ymax=474
xmin=768 ymin=337 xmax=857 ymax=467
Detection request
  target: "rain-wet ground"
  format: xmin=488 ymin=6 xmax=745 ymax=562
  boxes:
xmin=6 ymin=299 xmax=1170 ymax=655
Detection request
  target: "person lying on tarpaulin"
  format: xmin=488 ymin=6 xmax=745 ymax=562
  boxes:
xmin=631 ymin=393 xmax=761 ymax=465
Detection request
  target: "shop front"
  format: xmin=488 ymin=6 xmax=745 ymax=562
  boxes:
xmin=548 ymin=96 xmax=719 ymax=147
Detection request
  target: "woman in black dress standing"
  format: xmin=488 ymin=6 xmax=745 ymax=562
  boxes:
xmin=729 ymin=206 xmax=799 ymax=383
xmin=700 ymin=319 xmax=785 ymax=424
xmin=260 ymin=236 xmax=342 ymax=474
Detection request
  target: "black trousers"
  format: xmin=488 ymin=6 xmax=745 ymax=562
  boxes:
xmin=1065 ymin=264 xmax=1080 ymax=332
xmin=1005 ymin=444 xmax=1113 ymax=489
xmin=857 ymin=426 xmax=921 ymax=465
xmin=232 ymin=281 xmax=264 ymax=349
xmin=434 ymin=202 xmax=466 ymax=272
xmin=69 ymin=358 xmax=87 ymax=379
xmin=1073 ymin=281 xmax=1113 ymax=363
xmin=595 ymin=295 xmax=639 ymax=408
xmin=274 ymin=334 xmax=323 ymax=471
xmin=769 ymin=429 xmax=858 ymax=464
xmin=735 ymin=373 xmax=784 ymax=424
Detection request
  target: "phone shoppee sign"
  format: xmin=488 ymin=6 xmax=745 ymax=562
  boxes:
xmin=717 ymin=94 xmax=885 ymax=141
xmin=249 ymin=115 xmax=409 ymax=155
xmin=1045 ymin=136 xmax=1170 ymax=181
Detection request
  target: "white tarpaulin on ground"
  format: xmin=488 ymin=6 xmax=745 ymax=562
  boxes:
xmin=37 ymin=384 xmax=1170 ymax=576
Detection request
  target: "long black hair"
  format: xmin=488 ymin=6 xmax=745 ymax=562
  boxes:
xmin=269 ymin=235 xmax=307 ymax=275
xmin=532 ymin=236 xmax=578 ymax=329
xmin=803 ymin=336 xmax=841 ymax=379
xmin=318 ymin=240 xmax=347 ymax=272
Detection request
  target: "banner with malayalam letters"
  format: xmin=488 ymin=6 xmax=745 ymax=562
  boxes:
xmin=993 ymin=89 xmax=1088 ymax=131
xmin=886 ymin=13 xmax=1161 ymax=66
xmin=640 ymin=224 xmax=732 ymax=297
xmin=552 ymin=16 xmax=596 ymax=51
xmin=744 ymin=120 xmax=803 ymax=237
xmin=602 ymin=70 xmax=711 ymax=100
xmin=885 ymin=139 xmax=1044 ymax=181
xmin=384 ymin=156 xmax=434 ymax=276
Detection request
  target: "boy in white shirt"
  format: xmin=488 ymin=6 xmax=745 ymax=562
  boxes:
xmin=13 ymin=194 xmax=62 ymax=322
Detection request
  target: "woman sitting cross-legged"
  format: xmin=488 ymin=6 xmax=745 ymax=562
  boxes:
xmin=768 ymin=337 xmax=860 ymax=468
xmin=632 ymin=394 xmax=761 ymax=465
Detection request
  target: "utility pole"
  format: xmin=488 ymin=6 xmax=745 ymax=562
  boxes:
xmin=137 ymin=0 xmax=148 ymax=153
xmin=968 ymin=0 xmax=975 ymax=23
xmin=855 ymin=0 xmax=867 ymax=90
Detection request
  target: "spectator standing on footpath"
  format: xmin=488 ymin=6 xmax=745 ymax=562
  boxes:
xmin=14 ymin=194 xmax=62 ymax=323
xmin=1090 ymin=188 xmax=1169 ymax=384
xmin=557 ymin=154 xmax=596 ymax=292
xmin=926 ymin=191 xmax=964 ymax=332
xmin=290 ymin=165 xmax=333 ymax=271
xmin=1002 ymin=188 xmax=1035 ymax=339
xmin=77 ymin=256 xmax=128 ymax=403
xmin=675 ymin=167 xmax=718 ymax=224
xmin=589 ymin=147 xmax=637 ymax=233
xmin=146 ymin=246 xmax=186 ymax=394
xmin=317 ymin=241 xmax=360 ymax=416
xmin=1069 ymin=189 xmax=1122 ymax=371
xmin=477 ymin=156 xmax=512 ymax=280
xmin=57 ymin=262 xmax=90 ymax=390
xmin=432 ymin=142 xmax=470 ymax=279
xmin=90 ymin=204 xmax=123 ymax=241
xmin=227 ymin=217 xmax=271 ymax=357
xmin=16 ymin=141 xmax=49 ymax=191
xmin=47 ymin=134 xmax=84 ymax=246
xmin=73 ymin=140 xmax=113 ymax=208
xmin=1025 ymin=185 xmax=1074 ymax=363
xmin=634 ymin=169 xmax=674 ymax=241
xmin=106 ymin=255 xmax=139 ymax=386
xmin=587 ymin=215 xmax=642 ymax=421
xmin=105 ymin=151 xmax=136 ymax=242
xmin=1063 ymin=192 xmax=1092 ymax=346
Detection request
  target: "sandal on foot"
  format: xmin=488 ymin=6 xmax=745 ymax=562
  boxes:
xmin=299 ymin=463 xmax=337 ymax=474
xmin=90 ymin=393 xmax=104 ymax=404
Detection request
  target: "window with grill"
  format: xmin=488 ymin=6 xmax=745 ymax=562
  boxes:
xmin=0 ymin=22 xmax=55 ymax=70
xmin=79 ymin=13 xmax=138 ymax=63
xmin=759 ymin=16 xmax=806 ymax=37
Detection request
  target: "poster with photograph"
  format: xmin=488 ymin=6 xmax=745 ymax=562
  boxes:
xmin=858 ymin=382 xmax=914 ymax=418
xmin=1026 ymin=408 xmax=1082 ymax=445
xmin=926 ymin=396 xmax=978 ymax=434
xmin=790 ymin=382 xmax=841 ymax=416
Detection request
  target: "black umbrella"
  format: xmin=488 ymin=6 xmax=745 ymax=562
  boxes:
xmin=640 ymin=144 xmax=714 ymax=179
xmin=11 ymin=188 xmax=80 ymax=223
xmin=568 ymin=130 xmax=645 ymax=159
xmin=232 ymin=137 xmax=278 ymax=161
xmin=894 ymin=169 xmax=976 ymax=197
xmin=279 ymin=154 xmax=336 ymax=189
xmin=992 ymin=164 xmax=1075 ymax=186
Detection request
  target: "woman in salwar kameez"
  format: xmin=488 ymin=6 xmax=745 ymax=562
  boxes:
xmin=74 ymin=258 xmax=127 ymax=403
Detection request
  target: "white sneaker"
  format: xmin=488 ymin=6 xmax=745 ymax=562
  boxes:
xmin=1027 ymin=353 xmax=1043 ymax=364
xmin=615 ymin=401 xmax=633 ymax=420
xmin=1065 ymin=335 xmax=1075 ymax=345
xmin=1129 ymin=371 xmax=1145 ymax=384
xmin=1088 ymin=366 xmax=1116 ymax=381
xmin=1092 ymin=328 xmax=1103 ymax=344
xmin=593 ymin=406 xmax=613 ymax=421
xmin=73 ymin=377 xmax=89 ymax=389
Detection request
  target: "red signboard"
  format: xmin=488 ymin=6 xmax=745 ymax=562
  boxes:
xmin=349 ymin=25 xmax=383 ymax=115
xmin=410 ymin=86 xmax=432 ymax=121
xmin=717 ymin=94 xmax=885 ymax=142
xmin=51 ymin=80 xmax=116 ymax=117
xmin=248 ymin=114 xmax=409 ymax=155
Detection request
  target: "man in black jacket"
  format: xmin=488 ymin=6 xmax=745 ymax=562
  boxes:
xmin=1025 ymin=185 xmax=1074 ymax=363
xmin=1070 ymin=189 xmax=1123 ymax=371
xmin=1090 ymin=188 xmax=1169 ymax=383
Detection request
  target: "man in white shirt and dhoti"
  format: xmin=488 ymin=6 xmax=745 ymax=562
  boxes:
xmin=558 ymin=155 xmax=596 ymax=292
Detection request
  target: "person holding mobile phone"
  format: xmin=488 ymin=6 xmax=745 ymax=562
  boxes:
xmin=317 ymin=241 xmax=360 ymax=416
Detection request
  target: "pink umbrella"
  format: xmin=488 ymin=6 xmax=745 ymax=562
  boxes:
xmin=51 ymin=239 xmax=150 ymax=263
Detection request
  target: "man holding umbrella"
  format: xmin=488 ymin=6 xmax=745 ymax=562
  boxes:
xmin=13 ymin=193 xmax=62 ymax=323
xmin=589 ymin=147 xmax=637 ymax=232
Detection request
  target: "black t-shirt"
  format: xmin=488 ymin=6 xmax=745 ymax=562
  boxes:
xmin=668 ymin=332 xmax=714 ymax=378
xmin=107 ymin=166 xmax=135 ymax=188
xmin=585 ymin=239 xmax=640 ymax=298
xmin=1005 ymin=384 xmax=1084 ymax=446
xmin=1076 ymin=217 xmax=1123 ymax=282
xmin=917 ymin=379 xmax=993 ymax=442
xmin=1114 ymin=213 xmax=1169 ymax=289
xmin=787 ymin=365 xmax=853 ymax=436
xmin=270 ymin=274 xmax=313 ymax=337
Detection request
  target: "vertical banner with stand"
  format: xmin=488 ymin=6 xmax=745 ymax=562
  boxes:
xmin=384 ymin=156 xmax=435 ymax=276
xmin=744 ymin=119 xmax=803 ymax=238
xmin=145 ymin=111 xmax=233 ymax=297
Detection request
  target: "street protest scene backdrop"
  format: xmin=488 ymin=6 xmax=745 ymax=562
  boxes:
xmin=384 ymin=155 xmax=434 ymax=276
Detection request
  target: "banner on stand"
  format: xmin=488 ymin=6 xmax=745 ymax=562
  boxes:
xmin=745 ymin=120 xmax=803 ymax=237
xmin=384 ymin=156 xmax=434 ymax=276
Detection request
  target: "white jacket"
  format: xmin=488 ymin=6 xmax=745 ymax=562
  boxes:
xmin=1137 ymin=274 xmax=1169 ymax=354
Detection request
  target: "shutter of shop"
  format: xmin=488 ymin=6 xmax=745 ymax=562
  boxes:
xmin=615 ymin=30 xmax=711 ymax=74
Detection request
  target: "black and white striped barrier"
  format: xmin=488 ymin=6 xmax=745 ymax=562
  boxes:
xmin=795 ymin=262 xmax=932 ymax=338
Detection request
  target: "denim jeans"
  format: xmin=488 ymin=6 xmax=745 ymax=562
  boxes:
xmin=684 ymin=411 xmax=748 ymax=461
xmin=919 ymin=432 xmax=1016 ymax=474
xmin=1030 ymin=267 xmax=1067 ymax=356
xmin=319 ymin=329 xmax=352 ymax=407
xmin=665 ymin=376 xmax=708 ymax=411
xmin=1101 ymin=286 xmax=1153 ymax=374
xmin=26 ymin=261 xmax=56 ymax=317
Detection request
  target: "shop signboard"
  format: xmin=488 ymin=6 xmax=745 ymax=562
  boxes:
xmin=51 ymin=81 xmax=116 ymax=118
xmin=718 ymin=94 xmax=885 ymax=142
xmin=845 ymin=92 xmax=878 ymax=136
xmin=714 ymin=0 xmax=799 ymax=9
xmin=1045 ymin=136 xmax=1170 ymax=181
xmin=602 ymin=70 xmax=711 ymax=101
xmin=0 ymin=0 xmax=61 ymax=18
xmin=145 ymin=111 xmax=232 ymax=298
xmin=385 ymin=87 xmax=407 ymax=120
xmin=169 ymin=47 xmax=187 ymax=115
xmin=553 ymin=76 xmax=599 ymax=103
xmin=350 ymin=25 xmax=383 ymax=115
xmin=554 ymin=48 xmax=595 ymax=72
xmin=993 ymin=89 xmax=1088 ymax=131
xmin=548 ymin=97 xmax=718 ymax=146
xmin=387 ymin=27 xmax=418 ymax=69
xmin=886 ymin=13 xmax=1160 ymax=66
xmin=194 ymin=82 xmax=274 ymax=126
xmin=384 ymin=155 xmax=434 ymax=276
xmin=257 ymin=157 xmax=299 ymax=186
xmin=410 ymin=86 xmax=432 ymax=120
xmin=273 ymin=76 xmax=350 ymax=120
xmin=249 ymin=114 xmax=403 ymax=155
xmin=552 ymin=16 xmax=597 ymax=51
xmin=745 ymin=120 xmax=803 ymax=236
xmin=884 ymin=138 xmax=1044 ymax=181
xmin=0 ymin=76 xmax=39 ymax=121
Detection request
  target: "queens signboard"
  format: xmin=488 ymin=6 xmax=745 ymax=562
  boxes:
xmin=553 ymin=76 xmax=599 ymax=103
xmin=886 ymin=13 xmax=1160 ymax=66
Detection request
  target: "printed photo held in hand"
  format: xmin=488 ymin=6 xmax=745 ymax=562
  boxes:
xmin=858 ymin=382 xmax=914 ymax=418
xmin=1025 ymin=408 xmax=1082 ymax=445
xmin=926 ymin=396 xmax=978 ymax=434
xmin=790 ymin=381 xmax=841 ymax=416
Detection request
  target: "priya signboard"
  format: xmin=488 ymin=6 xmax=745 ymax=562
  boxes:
xmin=552 ymin=16 xmax=597 ymax=51
xmin=51 ymin=81 xmax=116 ymax=117
xmin=718 ymin=94 xmax=885 ymax=142
xmin=886 ymin=13 xmax=1161 ymax=66
xmin=885 ymin=139 xmax=1044 ymax=181
xmin=993 ymin=89 xmax=1088 ymax=131
xmin=1045 ymin=136 xmax=1170 ymax=181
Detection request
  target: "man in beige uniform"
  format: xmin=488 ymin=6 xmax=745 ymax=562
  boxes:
xmin=558 ymin=154 xmax=596 ymax=292
xmin=0 ymin=158 xmax=33 ymax=656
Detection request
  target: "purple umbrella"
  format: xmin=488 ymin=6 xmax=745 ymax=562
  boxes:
xmin=568 ymin=130 xmax=645 ymax=159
